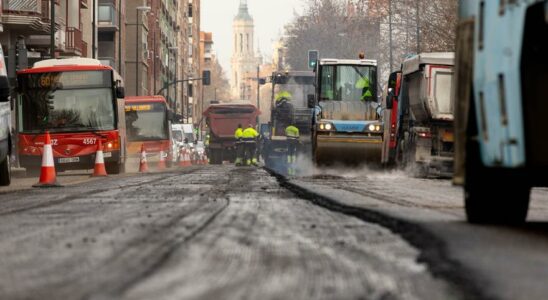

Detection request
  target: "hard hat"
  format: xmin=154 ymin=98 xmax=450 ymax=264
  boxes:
xmin=275 ymin=91 xmax=292 ymax=102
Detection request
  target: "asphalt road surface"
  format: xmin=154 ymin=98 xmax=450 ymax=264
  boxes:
xmin=0 ymin=166 xmax=456 ymax=300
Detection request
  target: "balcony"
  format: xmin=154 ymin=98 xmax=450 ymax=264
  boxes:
xmin=98 ymin=3 xmax=118 ymax=31
xmin=1 ymin=0 xmax=62 ymax=33
xmin=64 ymin=27 xmax=84 ymax=56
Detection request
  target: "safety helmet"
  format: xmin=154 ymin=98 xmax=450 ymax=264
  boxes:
xmin=275 ymin=91 xmax=292 ymax=102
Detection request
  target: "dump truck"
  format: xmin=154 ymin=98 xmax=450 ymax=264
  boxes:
xmin=381 ymin=70 xmax=402 ymax=167
xmin=203 ymin=102 xmax=260 ymax=164
xmin=453 ymin=0 xmax=547 ymax=224
xmin=262 ymin=71 xmax=315 ymax=172
xmin=395 ymin=53 xmax=455 ymax=177
xmin=310 ymin=58 xmax=383 ymax=165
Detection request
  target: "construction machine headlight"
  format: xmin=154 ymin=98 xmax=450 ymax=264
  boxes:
xmin=367 ymin=124 xmax=382 ymax=132
xmin=318 ymin=122 xmax=334 ymax=131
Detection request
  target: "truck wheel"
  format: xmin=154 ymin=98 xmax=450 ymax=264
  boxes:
xmin=210 ymin=150 xmax=222 ymax=165
xmin=464 ymin=100 xmax=530 ymax=224
xmin=0 ymin=155 xmax=11 ymax=186
xmin=465 ymin=176 xmax=530 ymax=224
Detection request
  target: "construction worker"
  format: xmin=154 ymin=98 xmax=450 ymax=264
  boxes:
xmin=285 ymin=124 xmax=300 ymax=176
xmin=234 ymin=124 xmax=244 ymax=166
xmin=272 ymin=91 xmax=294 ymax=135
xmin=356 ymin=75 xmax=373 ymax=101
xmin=242 ymin=124 xmax=259 ymax=166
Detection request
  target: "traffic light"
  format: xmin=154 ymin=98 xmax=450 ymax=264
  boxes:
xmin=202 ymin=70 xmax=211 ymax=86
xmin=308 ymin=50 xmax=319 ymax=70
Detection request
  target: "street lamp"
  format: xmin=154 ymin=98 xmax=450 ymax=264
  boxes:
xmin=168 ymin=46 xmax=178 ymax=110
xmin=135 ymin=6 xmax=150 ymax=96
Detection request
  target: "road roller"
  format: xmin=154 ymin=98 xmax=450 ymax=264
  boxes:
xmin=310 ymin=58 xmax=383 ymax=166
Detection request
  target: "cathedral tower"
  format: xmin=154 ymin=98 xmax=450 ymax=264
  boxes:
xmin=231 ymin=0 xmax=259 ymax=99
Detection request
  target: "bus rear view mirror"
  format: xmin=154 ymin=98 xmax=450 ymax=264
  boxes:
xmin=307 ymin=94 xmax=315 ymax=108
xmin=116 ymin=86 xmax=125 ymax=99
xmin=386 ymin=88 xmax=394 ymax=109
xmin=0 ymin=88 xmax=9 ymax=102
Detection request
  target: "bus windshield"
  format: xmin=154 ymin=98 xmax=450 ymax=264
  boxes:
xmin=319 ymin=65 xmax=377 ymax=102
xmin=273 ymin=75 xmax=315 ymax=108
xmin=18 ymin=71 xmax=115 ymax=133
xmin=126 ymin=102 xmax=168 ymax=141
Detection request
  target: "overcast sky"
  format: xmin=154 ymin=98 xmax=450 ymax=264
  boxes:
xmin=201 ymin=0 xmax=304 ymax=73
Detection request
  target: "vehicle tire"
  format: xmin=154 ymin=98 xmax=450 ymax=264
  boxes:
xmin=0 ymin=155 xmax=11 ymax=186
xmin=464 ymin=97 xmax=530 ymax=224
xmin=106 ymin=162 xmax=124 ymax=174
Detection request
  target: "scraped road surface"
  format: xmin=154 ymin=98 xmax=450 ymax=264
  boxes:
xmin=0 ymin=166 xmax=457 ymax=300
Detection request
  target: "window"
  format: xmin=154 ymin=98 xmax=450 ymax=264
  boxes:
xmin=240 ymin=34 xmax=243 ymax=52
xmin=246 ymin=34 xmax=249 ymax=51
xmin=188 ymin=4 xmax=193 ymax=18
xmin=320 ymin=65 xmax=377 ymax=102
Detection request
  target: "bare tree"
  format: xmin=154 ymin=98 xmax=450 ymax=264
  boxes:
xmin=284 ymin=0 xmax=457 ymax=86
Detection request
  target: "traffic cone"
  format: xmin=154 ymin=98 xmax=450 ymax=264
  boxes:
xmin=179 ymin=148 xmax=191 ymax=167
xmin=157 ymin=146 xmax=167 ymax=170
xmin=139 ymin=144 xmax=149 ymax=173
xmin=33 ymin=131 xmax=61 ymax=188
xmin=92 ymin=139 xmax=108 ymax=177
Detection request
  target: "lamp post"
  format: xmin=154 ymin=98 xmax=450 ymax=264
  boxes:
xmin=135 ymin=6 xmax=150 ymax=96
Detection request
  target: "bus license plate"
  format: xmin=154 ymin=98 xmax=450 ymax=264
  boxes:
xmin=104 ymin=152 xmax=112 ymax=158
xmin=59 ymin=157 xmax=80 ymax=164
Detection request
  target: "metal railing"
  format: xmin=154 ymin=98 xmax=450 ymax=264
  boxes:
xmin=2 ymin=0 xmax=41 ymax=13
xmin=65 ymin=26 xmax=83 ymax=55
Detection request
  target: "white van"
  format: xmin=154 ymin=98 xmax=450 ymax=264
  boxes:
xmin=0 ymin=45 xmax=11 ymax=186
xmin=171 ymin=124 xmax=195 ymax=161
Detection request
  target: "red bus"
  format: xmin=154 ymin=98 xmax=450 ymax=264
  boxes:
xmin=125 ymin=96 xmax=172 ymax=170
xmin=16 ymin=58 xmax=127 ymax=175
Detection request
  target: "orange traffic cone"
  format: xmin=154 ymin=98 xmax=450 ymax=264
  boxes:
xmin=92 ymin=139 xmax=108 ymax=177
xmin=157 ymin=146 xmax=167 ymax=170
xmin=33 ymin=131 xmax=61 ymax=188
xmin=139 ymin=144 xmax=149 ymax=173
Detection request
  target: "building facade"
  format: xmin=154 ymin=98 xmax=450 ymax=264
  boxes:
xmin=124 ymin=1 xmax=150 ymax=96
xmin=97 ymin=0 xmax=126 ymax=79
xmin=230 ymin=0 xmax=260 ymax=100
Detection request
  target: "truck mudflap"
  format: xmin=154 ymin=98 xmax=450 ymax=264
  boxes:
xmin=414 ymin=156 xmax=454 ymax=178
xmin=315 ymin=135 xmax=382 ymax=165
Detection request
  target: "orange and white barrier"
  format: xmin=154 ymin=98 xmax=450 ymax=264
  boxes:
xmin=92 ymin=139 xmax=108 ymax=177
xmin=178 ymin=148 xmax=192 ymax=167
xmin=33 ymin=131 xmax=61 ymax=187
xmin=139 ymin=144 xmax=149 ymax=173
xmin=157 ymin=146 xmax=167 ymax=170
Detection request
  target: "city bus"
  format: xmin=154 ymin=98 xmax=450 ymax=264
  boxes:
xmin=16 ymin=58 xmax=127 ymax=175
xmin=125 ymin=96 xmax=172 ymax=170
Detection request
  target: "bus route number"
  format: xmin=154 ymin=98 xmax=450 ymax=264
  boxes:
xmin=83 ymin=138 xmax=97 ymax=145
